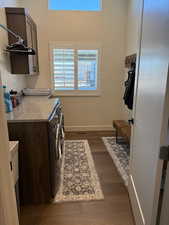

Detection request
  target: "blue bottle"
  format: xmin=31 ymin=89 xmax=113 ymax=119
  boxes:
xmin=3 ymin=86 xmax=13 ymax=113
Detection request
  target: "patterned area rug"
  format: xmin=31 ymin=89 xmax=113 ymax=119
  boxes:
xmin=54 ymin=140 xmax=104 ymax=203
xmin=102 ymin=137 xmax=129 ymax=186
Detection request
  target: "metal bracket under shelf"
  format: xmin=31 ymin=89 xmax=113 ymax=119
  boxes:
xmin=4 ymin=49 xmax=35 ymax=55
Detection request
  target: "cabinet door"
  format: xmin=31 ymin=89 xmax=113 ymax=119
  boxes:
xmin=31 ymin=22 xmax=39 ymax=74
xmin=26 ymin=18 xmax=34 ymax=74
xmin=26 ymin=17 xmax=39 ymax=75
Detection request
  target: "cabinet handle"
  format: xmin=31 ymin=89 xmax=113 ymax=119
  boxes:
xmin=10 ymin=161 xmax=13 ymax=171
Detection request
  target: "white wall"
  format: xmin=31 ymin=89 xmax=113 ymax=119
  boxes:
xmin=126 ymin=0 xmax=142 ymax=56
xmin=21 ymin=0 xmax=128 ymax=130
xmin=0 ymin=0 xmax=27 ymax=92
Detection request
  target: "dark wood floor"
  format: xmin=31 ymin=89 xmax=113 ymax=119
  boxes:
xmin=20 ymin=131 xmax=135 ymax=225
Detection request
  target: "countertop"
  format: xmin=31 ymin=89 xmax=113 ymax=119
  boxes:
xmin=6 ymin=96 xmax=60 ymax=123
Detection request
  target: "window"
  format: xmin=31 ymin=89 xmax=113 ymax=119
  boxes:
xmin=50 ymin=43 xmax=100 ymax=96
xmin=48 ymin=0 xmax=102 ymax=11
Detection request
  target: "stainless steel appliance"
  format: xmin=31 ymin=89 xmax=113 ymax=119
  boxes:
xmin=48 ymin=103 xmax=64 ymax=197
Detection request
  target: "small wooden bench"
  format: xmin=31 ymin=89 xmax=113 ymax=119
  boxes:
xmin=113 ymin=120 xmax=131 ymax=145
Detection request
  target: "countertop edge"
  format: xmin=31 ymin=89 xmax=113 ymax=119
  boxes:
xmin=6 ymin=96 xmax=60 ymax=123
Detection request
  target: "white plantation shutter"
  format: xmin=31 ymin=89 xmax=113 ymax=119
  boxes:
xmin=51 ymin=46 xmax=99 ymax=91
xmin=78 ymin=50 xmax=98 ymax=90
xmin=53 ymin=49 xmax=75 ymax=90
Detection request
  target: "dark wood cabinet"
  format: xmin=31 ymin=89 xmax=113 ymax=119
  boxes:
xmin=5 ymin=8 xmax=39 ymax=75
xmin=8 ymin=100 xmax=64 ymax=205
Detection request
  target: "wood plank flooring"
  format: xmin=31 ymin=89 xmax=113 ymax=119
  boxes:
xmin=20 ymin=131 xmax=135 ymax=225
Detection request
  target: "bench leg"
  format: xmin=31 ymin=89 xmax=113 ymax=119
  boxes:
xmin=115 ymin=129 xmax=118 ymax=143
xmin=116 ymin=129 xmax=121 ymax=144
xmin=116 ymin=132 xmax=127 ymax=145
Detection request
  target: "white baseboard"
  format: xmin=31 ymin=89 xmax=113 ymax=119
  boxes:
xmin=65 ymin=125 xmax=114 ymax=132
xmin=128 ymin=175 xmax=145 ymax=225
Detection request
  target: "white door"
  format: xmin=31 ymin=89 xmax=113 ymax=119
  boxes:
xmin=0 ymin=75 xmax=19 ymax=225
xmin=129 ymin=1 xmax=169 ymax=225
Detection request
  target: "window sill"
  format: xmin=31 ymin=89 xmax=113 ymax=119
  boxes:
xmin=51 ymin=90 xmax=101 ymax=97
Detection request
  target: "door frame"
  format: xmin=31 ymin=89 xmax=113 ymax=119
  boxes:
xmin=0 ymin=74 xmax=19 ymax=225
xmin=128 ymin=0 xmax=144 ymax=222
xmin=159 ymin=67 xmax=169 ymax=225
xmin=160 ymin=163 xmax=169 ymax=225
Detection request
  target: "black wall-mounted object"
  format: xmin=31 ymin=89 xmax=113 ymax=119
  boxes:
xmin=125 ymin=54 xmax=137 ymax=69
xmin=123 ymin=54 xmax=137 ymax=110
xmin=5 ymin=8 xmax=39 ymax=75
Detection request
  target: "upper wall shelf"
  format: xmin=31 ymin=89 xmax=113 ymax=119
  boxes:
xmin=5 ymin=7 xmax=39 ymax=75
